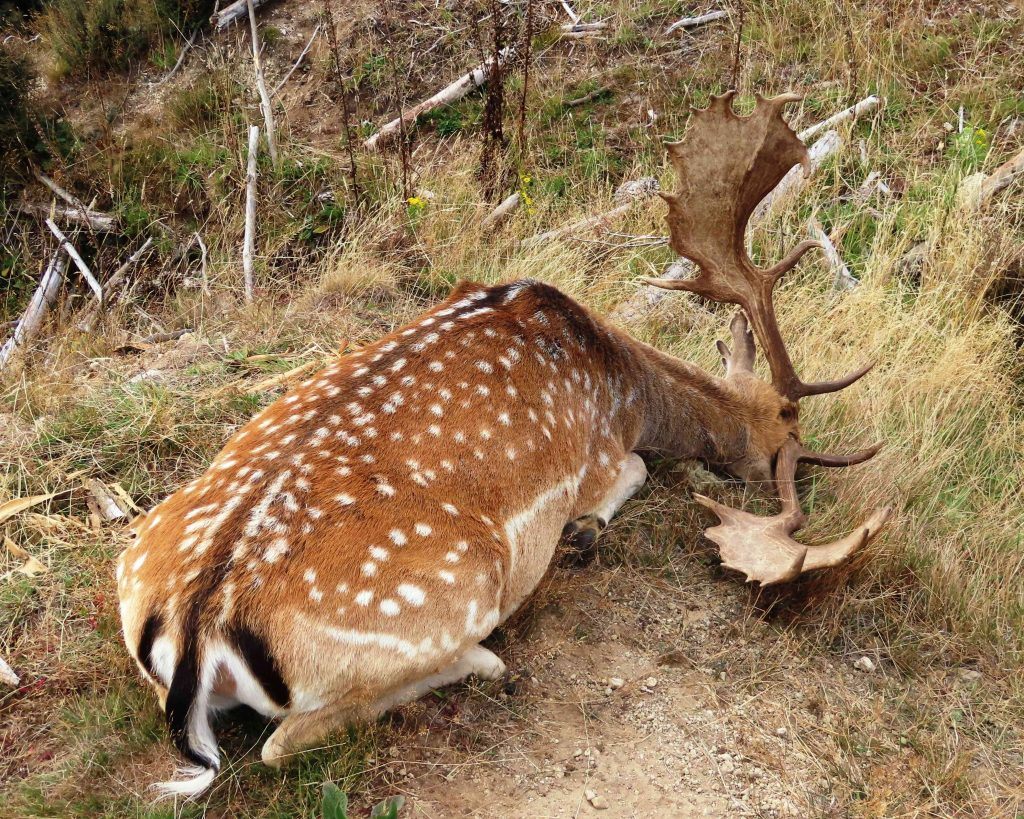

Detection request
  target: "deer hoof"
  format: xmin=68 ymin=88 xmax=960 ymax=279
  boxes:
xmin=558 ymin=514 xmax=607 ymax=568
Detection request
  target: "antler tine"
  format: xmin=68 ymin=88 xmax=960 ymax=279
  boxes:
xmin=695 ymin=437 xmax=890 ymax=586
xmin=716 ymin=312 xmax=756 ymax=376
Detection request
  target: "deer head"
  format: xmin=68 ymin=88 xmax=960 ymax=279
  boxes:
xmin=644 ymin=91 xmax=891 ymax=586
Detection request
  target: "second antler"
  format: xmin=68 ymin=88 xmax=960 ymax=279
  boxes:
xmin=647 ymin=91 xmax=891 ymax=586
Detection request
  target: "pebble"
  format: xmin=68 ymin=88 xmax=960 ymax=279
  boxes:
xmin=958 ymin=668 xmax=982 ymax=682
xmin=609 ymin=677 xmax=625 ymax=689
xmin=585 ymin=789 xmax=609 ymax=810
xmin=854 ymin=656 xmax=876 ymax=673
xmin=645 ymin=676 xmax=659 ymax=688
xmin=775 ymin=727 xmax=789 ymax=739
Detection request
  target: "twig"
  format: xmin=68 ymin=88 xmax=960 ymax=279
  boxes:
xmin=44 ymin=218 xmax=103 ymax=303
xmin=664 ymin=10 xmax=729 ymax=34
xmin=194 ymin=232 xmax=210 ymax=295
xmin=273 ymin=23 xmax=320 ymax=96
xmin=247 ymin=0 xmax=278 ymax=169
xmin=34 ymin=173 xmax=117 ymax=231
xmin=364 ymin=48 xmax=513 ymax=151
xmin=138 ymin=328 xmax=190 ymax=344
xmin=77 ymin=238 xmax=155 ymax=332
xmin=0 ymin=253 xmax=67 ymax=371
xmin=565 ymin=87 xmax=610 ymax=107
xmin=560 ymin=21 xmax=608 ymax=32
xmin=808 ymin=217 xmax=858 ymax=290
xmin=156 ymin=25 xmax=200 ymax=86
xmin=243 ymin=124 xmax=259 ymax=302
xmin=797 ymin=94 xmax=882 ymax=142
xmin=559 ymin=0 xmax=580 ymax=23
xmin=481 ymin=192 xmax=521 ymax=230
xmin=212 ymin=0 xmax=269 ymax=30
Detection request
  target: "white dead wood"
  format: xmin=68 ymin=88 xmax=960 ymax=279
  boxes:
xmin=956 ymin=145 xmax=1024 ymax=211
xmin=0 ymin=655 xmax=17 ymax=687
xmin=16 ymin=201 xmax=118 ymax=232
xmin=364 ymin=49 xmax=512 ymax=151
xmin=560 ymin=21 xmax=608 ymax=32
xmin=615 ymin=125 xmax=847 ymax=321
xmin=273 ymin=23 xmax=320 ymax=96
xmin=33 ymin=173 xmax=118 ymax=231
xmin=664 ymin=10 xmax=729 ymax=35
xmin=44 ymin=218 xmax=103 ymax=303
xmin=559 ymin=0 xmax=580 ymax=23
xmin=247 ymin=0 xmax=278 ymax=169
xmin=85 ymin=479 xmax=130 ymax=521
xmin=194 ymin=232 xmax=211 ymax=295
xmin=77 ymin=238 xmax=154 ymax=333
xmin=808 ymin=217 xmax=858 ymax=290
xmin=0 ymin=253 xmax=67 ymax=371
xmin=243 ymin=124 xmax=260 ymax=303
xmin=213 ymin=0 xmax=269 ymax=30
xmin=481 ymin=192 xmax=521 ymax=231
xmin=797 ymin=94 xmax=882 ymax=142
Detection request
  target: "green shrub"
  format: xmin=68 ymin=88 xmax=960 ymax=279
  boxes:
xmin=44 ymin=0 xmax=215 ymax=75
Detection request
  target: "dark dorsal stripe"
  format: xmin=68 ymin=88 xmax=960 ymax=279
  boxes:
xmin=230 ymin=624 xmax=291 ymax=708
xmin=137 ymin=611 xmax=163 ymax=681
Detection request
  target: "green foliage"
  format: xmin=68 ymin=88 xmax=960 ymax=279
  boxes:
xmin=370 ymin=796 xmax=405 ymax=819
xmin=44 ymin=0 xmax=215 ymax=75
xmin=947 ymin=124 xmax=990 ymax=172
xmin=321 ymin=783 xmax=348 ymax=819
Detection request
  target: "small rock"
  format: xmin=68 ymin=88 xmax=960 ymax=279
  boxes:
xmin=609 ymin=677 xmax=625 ymax=689
xmin=775 ymin=727 xmax=789 ymax=739
xmin=854 ymin=656 xmax=876 ymax=673
xmin=585 ymin=788 xmax=597 ymax=801
xmin=719 ymin=759 xmax=735 ymax=775
xmin=958 ymin=668 xmax=982 ymax=683
xmin=645 ymin=676 xmax=658 ymax=688
xmin=591 ymin=795 xmax=609 ymax=810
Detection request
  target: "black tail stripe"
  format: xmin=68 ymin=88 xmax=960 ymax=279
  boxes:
xmin=231 ymin=625 xmax=290 ymax=708
xmin=164 ymin=630 xmax=215 ymax=769
xmin=137 ymin=612 xmax=163 ymax=681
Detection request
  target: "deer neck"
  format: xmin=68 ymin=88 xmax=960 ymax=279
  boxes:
xmin=622 ymin=337 xmax=750 ymax=466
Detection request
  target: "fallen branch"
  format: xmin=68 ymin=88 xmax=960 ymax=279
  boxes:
xmin=565 ymin=87 xmax=610 ymax=107
xmin=17 ymin=201 xmax=118 ymax=232
xmin=247 ymin=0 xmax=278 ymax=168
xmin=0 ymin=254 xmax=67 ymax=371
xmin=273 ymin=22 xmax=320 ymax=96
xmin=481 ymin=192 xmax=521 ymax=231
xmin=664 ymin=10 xmax=729 ymax=35
xmin=559 ymin=0 xmax=580 ymax=24
xmin=212 ymin=0 xmax=269 ymax=30
xmin=85 ymin=479 xmax=130 ymax=522
xmin=194 ymin=232 xmax=210 ymax=295
xmin=77 ymin=238 xmax=155 ymax=333
xmin=560 ymin=21 xmax=608 ymax=32
xmin=34 ymin=173 xmax=118 ymax=231
xmin=243 ymin=124 xmax=259 ymax=302
xmin=808 ymin=217 xmax=857 ymax=290
xmin=44 ymin=218 xmax=103 ymax=303
xmin=364 ymin=49 xmax=511 ymax=151
xmin=797 ymin=94 xmax=882 ymax=142
xmin=156 ymin=25 xmax=200 ymax=86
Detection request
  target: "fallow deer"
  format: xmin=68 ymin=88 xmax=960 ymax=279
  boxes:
xmin=117 ymin=92 xmax=890 ymax=797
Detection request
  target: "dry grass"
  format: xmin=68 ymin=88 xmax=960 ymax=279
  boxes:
xmin=1 ymin=0 xmax=1023 ymax=815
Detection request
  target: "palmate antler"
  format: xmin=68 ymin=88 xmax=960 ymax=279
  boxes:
xmin=646 ymin=91 xmax=890 ymax=586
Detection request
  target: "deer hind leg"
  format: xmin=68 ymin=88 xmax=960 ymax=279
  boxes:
xmin=561 ymin=453 xmax=648 ymax=568
xmin=260 ymin=645 xmax=506 ymax=768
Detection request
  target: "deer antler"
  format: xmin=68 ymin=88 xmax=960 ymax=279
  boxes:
xmin=694 ymin=438 xmax=891 ymax=586
xmin=643 ymin=91 xmax=871 ymax=400
xmin=646 ymin=91 xmax=890 ymax=584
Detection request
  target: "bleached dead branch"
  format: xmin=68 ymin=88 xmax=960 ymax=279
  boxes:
xmin=243 ymin=125 xmax=260 ymax=303
xmin=16 ymin=201 xmax=118 ymax=232
xmin=522 ymin=203 xmax=633 ymax=249
xmin=664 ymin=10 xmax=729 ymax=35
xmin=0 ymin=655 xmax=17 ymax=687
xmin=247 ymin=0 xmax=278 ymax=169
xmin=364 ymin=49 xmax=511 ymax=151
xmin=34 ymin=173 xmax=118 ymax=231
xmin=797 ymin=95 xmax=882 ymax=142
xmin=156 ymin=25 xmax=199 ymax=86
xmin=273 ymin=23 xmax=320 ymax=96
xmin=213 ymin=0 xmax=269 ymax=30
xmin=481 ymin=192 xmax=521 ymax=231
xmin=808 ymin=217 xmax=858 ymax=290
xmin=44 ymin=218 xmax=103 ymax=303
xmin=0 ymin=253 xmax=67 ymax=371
xmin=957 ymin=146 xmax=1024 ymax=211
xmin=77 ymin=238 xmax=154 ymax=332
